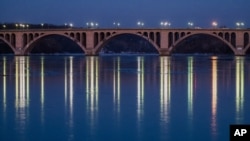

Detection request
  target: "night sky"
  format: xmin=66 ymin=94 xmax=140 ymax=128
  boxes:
xmin=0 ymin=0 xmax=249 ymax=28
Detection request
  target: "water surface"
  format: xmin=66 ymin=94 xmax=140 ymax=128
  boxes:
xmin=0 ymin=55 xmax=250 ymax=141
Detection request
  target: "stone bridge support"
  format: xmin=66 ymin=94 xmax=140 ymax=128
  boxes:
xmin=14 ymin=32 xmax=24 ymax=55
xmin=158 ymin=31 xmax=170 ymax=56
xmin=235 ymin=32 xmax=245 ymax=56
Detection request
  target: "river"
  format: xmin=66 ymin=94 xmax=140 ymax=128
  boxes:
xmin=0 ymin=55 xmax=250 ymax=141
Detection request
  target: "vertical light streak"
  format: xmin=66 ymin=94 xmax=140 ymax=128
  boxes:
xmin=211 ymin=56 xmax=217 ymax=135
xmin=137 ymin=57 xmax=144 ymax=122
xmin=26 ymin=57 xmax=30 ymax=106
xmin=69 ymin=57 xmax=74 ymax=116
xmin=188 ymin=57 xmax=193 ymax=117
xmin=86 ymin=57 xmax=89 ymax=107
xmin=160 ymin=57 xmax=171 ymax=123
xmin=117 ymin=57 xmax=120 ymax=112
xmin=16 ymin=56 xmax=26 ymax=108
xmin=137 ymin=56 xmax=144 ymax=140
xmin=15 ymin=57 xmax=19 ymax=108
xmin=3 ymin=57 xmax=6 ymax=111
xmin=236 ymin=57 xmax=244 ymax=123
xmin=95 ymin=57 xmax=99 ymax=108
xmin=86 ymin=57 xmax=99 ymax=132
xmin=41 ymin=57 xmax=45 ymax=124
xmin=15 ymin=56 xmax=29 ymax=132
xmin=113 ymin=57 xmax=121 ymax=114
xmin=64 ymin=58 xmax=68 ymax=105
xmin=69 ymin=57 xmax=74 ymax=131
xmin=90 ymin=57 xmax=94 ymax=110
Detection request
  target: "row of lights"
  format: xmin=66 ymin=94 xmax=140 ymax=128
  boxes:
xmin=1 ymin=21 xmax=246 ymax=29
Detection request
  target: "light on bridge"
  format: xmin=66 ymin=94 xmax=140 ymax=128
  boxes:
xmin=160 ymin=21 xmax=171 ymax=28
xmin=188 ymin=22 xmax=194 ymax=28
xmin=69 ymin=23 xmax=74 ymax=28
xmin=212 ymin=21 xmax=218 ymax=28
xmin=86 ymin=22 xmax=99 ymax=28
xmin=137 ymin=21 xmax=144 ymax=28
xmin=236 ymin=22 xmax=244 ymax=29
xmin=113 ymin=22 xmax=121 ymax=28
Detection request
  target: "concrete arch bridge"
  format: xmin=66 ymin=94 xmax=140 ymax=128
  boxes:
xmin=0 ymin=28 xmax=249 ymax=55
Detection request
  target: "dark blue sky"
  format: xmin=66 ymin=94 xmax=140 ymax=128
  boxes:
xmin=1 ymin=0 xmax=249 ymax=28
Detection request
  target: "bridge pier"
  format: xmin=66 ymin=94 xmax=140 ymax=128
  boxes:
xmin=85 ymin=49 xmax=98 ymax=56
xmin=158 ymin=48 xmax=171 ymax=56
xmin=234 ymin=47 xmax=245 ymax=56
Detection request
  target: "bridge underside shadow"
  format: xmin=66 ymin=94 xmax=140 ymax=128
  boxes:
xmin=0 ymin=39 xmax=14 ymax=54
xmin=28 ymin=35 xmax=84 ymax=54
xmin=171 ymin=34 xmax=234 ymax=54
xmin=98 ymin=34 xmax=158 ymax=54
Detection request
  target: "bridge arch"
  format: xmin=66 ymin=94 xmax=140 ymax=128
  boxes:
xmin=94 ymin=32 xmax=160 ymax=54
xmin=169 ymin=32 xmax=236 ymax=54
xmin=23 ymin=33 xmax=86 ymax=54
xmin=0 ymin=36 xmax=15 ymax=53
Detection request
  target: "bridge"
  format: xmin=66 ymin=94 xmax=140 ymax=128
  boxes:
xmin=0 ymin=28 xmax=250 ymax=55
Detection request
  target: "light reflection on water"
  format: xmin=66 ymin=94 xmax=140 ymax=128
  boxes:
xmin=211 ymin=56 xmax=217 ymax=136
xmin=0 ymin=55 xmax=250 ymax=141
xmin=235 ymin=57 xmax=244 ymax=123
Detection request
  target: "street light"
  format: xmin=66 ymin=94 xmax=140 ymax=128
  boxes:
xmin=113 ymin=22 xmax=120 ymax=28
xmin=3 ymin=24 xmax=6 ymax=29
xmin=137 ymin=21 xmax=144 ymax=28
xmin=69 ymin=23 xmax=73 ymax=28
xmin=160 ymin=21 xmax=171 ymax=28
xmin=212 ymin=21 xmax=218 ymax=28
xmin=188 ymin=22 xmax=194 ymax=28
xmin=41 ymin=23 xmax=44 ymax=28
xmin=86 ymin=22 xmax=99 ymax=28
xmin=236 ymin=22 xmax=244 ymax=29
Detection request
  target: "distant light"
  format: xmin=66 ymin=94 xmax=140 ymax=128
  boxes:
xmin=188 ymin=22 xmax=194 ymax=27
xmin=160 ymin=21 xmax=171 ymax=28
xmin=236 ymin=22 xmax=244 ymax=29
xmin=113 ymin=22 xmax=120 ymax=28
xmin=137 ymin=21 xmax=144 ymax=27
xmin=212 ymin=21 xmax=218 ymax=28
xmin=86 ymin=21 xmax=98 ymax=28
xmin=69 ymin=23 xmax=73 ymax=27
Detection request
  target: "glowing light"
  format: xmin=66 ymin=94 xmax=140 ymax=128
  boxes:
xmin=137 ymin=21 xmax=145 ymax=27
xmin=86 ymin=57 xmax=99 ymax=132
xmin=160 ymin=21 xmax=171 ymax=28
xmin=212 ymin=21 xmax=218 ymax=28
xmin=69 ymin=23 xmax=73 ymax=28
xmin=235 ymin=57 xmax=244 ymax=123
xmin=86 ymin=22 xmax=99 ymax=28
xmin=188 ymin=22 xmax=194 ymax=28
xmin=15 ymin=57 xmax=30 ymax=108
xmin=188 ymin=57 xmax=193 ymax=117
xmin=160 ymin=57 xmax=171 ymax=123
xmin=41 ymin=57 xmax=45 ymax=123
xmin=211 ymin=56 xmax=218 ymax=134
xmin=137 ymin=57 xmax=144 ymax=121
xmin=3 ymin=57 xmax=6 ymax=111
xmin=236 ymin=22 xmax=245 ymax=29
xmin=113 ymin=22 xmax=121 ymax=28
xmin=113 ymin=57 xmax=121 ymax=113
xmin=15 ymin=57 xmax=30 ymax=132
